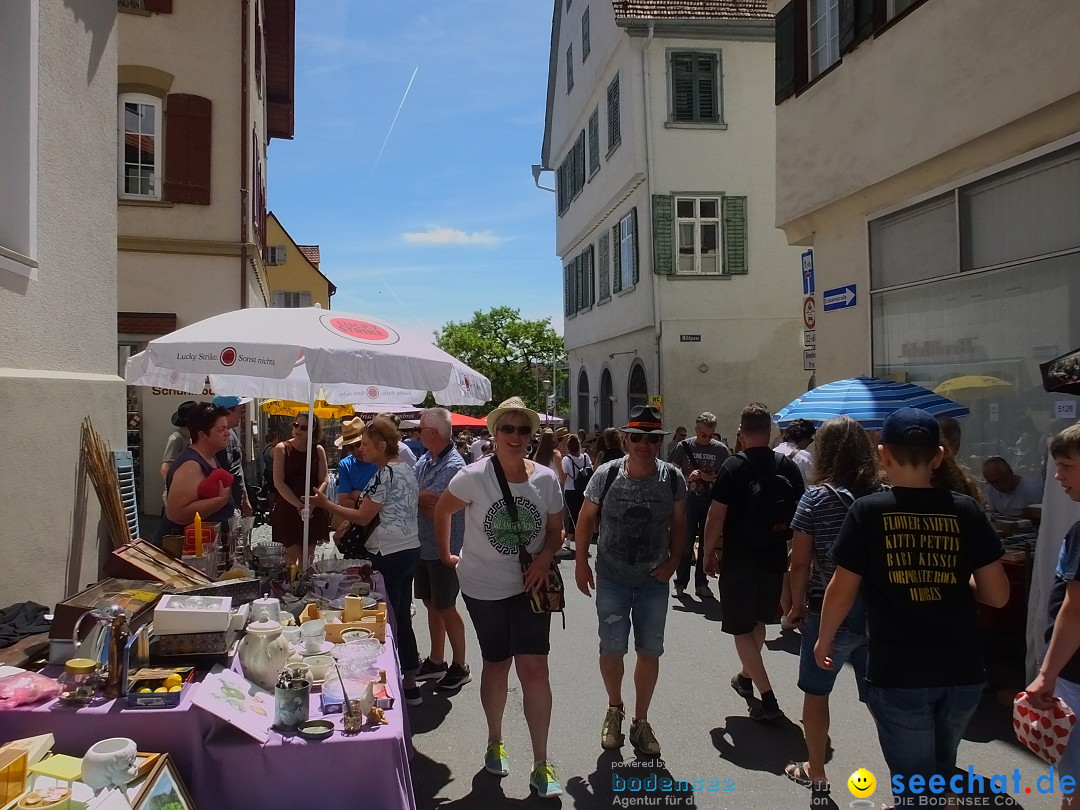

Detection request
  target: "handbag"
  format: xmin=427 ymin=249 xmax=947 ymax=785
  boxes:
xmin=335 ymin=467 xmax=392 ymax=559
xmin=490 ymin=456 xmax=566 ymax=626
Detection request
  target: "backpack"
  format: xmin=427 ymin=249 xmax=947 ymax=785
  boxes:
xmin=569 ymin=456 xmax=593 ymax=491
xmin=597 ymin=460 xmax=679 ymax=520
xmin=736 ymin=451 xmax=799 ymax=547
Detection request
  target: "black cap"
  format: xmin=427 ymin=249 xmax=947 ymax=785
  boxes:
xmin=171 ymin=400 xmax=199 ymax=427
xmin=881 ymin=407 xmax=940 ymax=449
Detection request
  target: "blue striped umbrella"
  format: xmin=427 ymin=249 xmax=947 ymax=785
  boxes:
xmin=774 ymin=376 xmax=969 ymax=429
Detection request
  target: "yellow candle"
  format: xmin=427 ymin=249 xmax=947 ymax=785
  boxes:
xmin=194 ymin=512 xmax=203 ymax=557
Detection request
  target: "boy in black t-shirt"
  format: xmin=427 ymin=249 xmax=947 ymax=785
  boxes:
xmin=1026 ymin=422 xmax=1080 ymax=800
xmin=815 ymin=408 xmax=1008 ymax=808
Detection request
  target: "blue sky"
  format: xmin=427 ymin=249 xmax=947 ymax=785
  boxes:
xmin=268 ymin=0 xmax=562 ymax=339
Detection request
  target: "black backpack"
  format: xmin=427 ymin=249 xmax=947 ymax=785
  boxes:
xmin=736 ymin=451 xmax=799 ymax=547
xmin=569 ymin=456 xmax=593 ymax=491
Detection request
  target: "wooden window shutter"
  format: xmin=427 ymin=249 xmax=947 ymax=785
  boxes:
xmin=854 ymin=0 xmax=875 ymax=45
xmin=576 ymin=255 xmax=585 ymax=312
xmin=697 ymin=55 xmax=717 ymax=122
xmin=598 ymin=232 xmax=610 ymax=299
xmin=841 ymin=0 xmax=874 ymax=53
xmin=587 ymin=246 xmax=595 ymax=305
xmin=722 ymin=195 xmax=749 ymax=275
xmin=564 ymin=263 xmax=573 ymax=315
xmin=164 ymin=94 xmax=212 ymax=205
xmin=872 ymin=0 xmax=888 ymax=31
xmin=588 ymin=108 xmax=600 ymax=175
xmin=672 ymin=54 xmax=695 ymax=121
xmin=652 ymin=194 xmax=674 ymax=275
xmin=143 ymin=0 xmax=173 ymax=13
xmin=612 ymin=223 xmax=622 ymax=293
xmin=607 ymin=75 xmax=621 ymax=150
xmin=630 ymin=208 xmax=639 ymax=284
xmin=840 ymin=0 xmax=856 ymax=53
xmin=775 ymin=2 xmax=796 ymax=103
xmin=794 ymin=0 xmax=809 ymax=93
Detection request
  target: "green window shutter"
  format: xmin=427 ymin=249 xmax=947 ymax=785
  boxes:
xmin=612 ymin=223 xmax=622 ymax=293
xmin=607 ymin=75 xmax=621 ymax=150
xmin=598 ymin=232 xmax=610 ymax=299
xmin=697 ymin=55 xmax=718 ymax=122
xmin=630 ymin=208 xmax=639 ymax=284
xmin=564 ymin=263 xmax=573 ymax=315
xmin=588 ymin=108 xmax=600 ymax=175
xmin=672 ymin=54 xmax=694 ymax=122
xmin=652 ymin=195 xmax=674 ymax=275
xmin=588 ymin=246 xmax=595 ymax=305
xmin=722 ymin=195 xmax=749 ymax=275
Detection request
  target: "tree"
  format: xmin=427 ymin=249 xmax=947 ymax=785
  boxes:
xmin=435 ymin=307 xmax=565 ymax=414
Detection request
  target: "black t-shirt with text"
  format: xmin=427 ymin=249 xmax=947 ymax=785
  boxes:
xmin=710 ymin=447 xmax=805 ymax=568
xmin=831 ymin=487 xmax=1004 ymax=688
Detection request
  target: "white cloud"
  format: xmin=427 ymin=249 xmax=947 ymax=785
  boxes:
xmin=401 ymin=227 xmax=500 ymax=246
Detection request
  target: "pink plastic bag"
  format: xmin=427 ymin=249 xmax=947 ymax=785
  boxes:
xmin=1014 ymin=692 xmax=1077 ymax=766
xmin=0 ymin=671 xmax=61 ymax=707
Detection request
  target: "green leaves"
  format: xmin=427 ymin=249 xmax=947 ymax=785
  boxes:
xmin=435 ymin=306 xmax=565 ymax=414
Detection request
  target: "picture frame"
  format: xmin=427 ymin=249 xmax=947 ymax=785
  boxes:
xmin=124 ymin=754 xmax=196 ymax=810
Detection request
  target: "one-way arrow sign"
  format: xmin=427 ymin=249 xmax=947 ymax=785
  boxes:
xmin=823 ymin=284 xmax=857 ymax=312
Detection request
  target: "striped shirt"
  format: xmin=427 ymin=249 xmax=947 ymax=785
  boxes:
xmin=790 ymin=484 xmax=853 ymax=607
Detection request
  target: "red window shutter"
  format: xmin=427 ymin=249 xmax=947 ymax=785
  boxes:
xmin=164 ymin=94 xmax=212 ymax=205
xmin=143 ymin=0 xmax=173 ymax=13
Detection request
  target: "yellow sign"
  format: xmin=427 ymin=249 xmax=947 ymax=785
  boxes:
xmin=648 ymin=395 xmax=662 ymax=406
xmin=848 ymin=768 xmax=876 ymax=798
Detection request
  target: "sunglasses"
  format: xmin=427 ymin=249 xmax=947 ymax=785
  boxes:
xmin=497 ymin=424 xmax=533 ymax=436
xmin=292 ymin=422 xmax=309 ymax=431
xmin=628 ymin=433 xmax=662 ymax=444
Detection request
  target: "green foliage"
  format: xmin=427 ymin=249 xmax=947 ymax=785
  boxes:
xmin=435 ymin=306 xmax=564 ymax=415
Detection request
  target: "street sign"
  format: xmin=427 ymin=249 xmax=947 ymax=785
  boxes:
xmin=823 ymin=284 xmax=857 ymax=312
xmin=649 ymin=395 xmax=663 ymax=407
xmin=801 ymin=250 xmax=815 ymax=295
xmin=804 ymin=330 xmax=816 ymax=347
xmin=803 ymin=297 xmax=816 ymax=330
xmin=803 ymin=349 xmax=816 ymax=371
xmin=679 ymin=334 xmax=701 ymax=342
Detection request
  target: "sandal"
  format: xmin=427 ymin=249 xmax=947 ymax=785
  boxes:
xmin=784 ymin=761 xmax=829 ymax=793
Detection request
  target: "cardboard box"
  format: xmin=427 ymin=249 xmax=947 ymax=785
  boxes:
xmin=152 ymin=594 xmax=233 ymax=635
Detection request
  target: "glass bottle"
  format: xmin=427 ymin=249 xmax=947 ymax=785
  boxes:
xmin=58 ymin=657 xmax=100 ymax=706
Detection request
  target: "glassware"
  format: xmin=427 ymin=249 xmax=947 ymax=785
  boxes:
xmin=58 ymin=657 xmax=100 ymax=706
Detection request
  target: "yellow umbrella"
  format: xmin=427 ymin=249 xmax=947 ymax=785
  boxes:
xmin=933 ymin=375 xmax=1012 ymax=399
xmin=261 ymin=399 xmax=355 ymax=419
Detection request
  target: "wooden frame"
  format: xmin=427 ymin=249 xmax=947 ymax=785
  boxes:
xmin=125 ymin=754 xmax=196 ymax=810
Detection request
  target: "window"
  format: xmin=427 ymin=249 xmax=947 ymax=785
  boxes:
xmin=588 ymin=107 xmax=600 ymax=177
xmin=0 ymin=0 xmax=38 ymax=279
xmin=267 ymin=245 xmax=287 ymax=265
xmin=599 ymin=368 xmax=614 ymax=428
xmin=606 ymin=75 xmax=621 ymax=152
xmin=576 ymin=370 xmax=590 ymax=433
xmin=582 ymin=7 xmax=591 ymax=61
xmin=118 ymin=94 xmax=162 ymax=199
xmin=676 ymin=197 xmax=721 ymax=274
xmin=564 ymin=245 xmax=596 ymax=316
xmin=597 ymin=232 xmax=611 ymax=301
xmin=566 ymin=45 xmax=574 ymax=93
xmin=808 ymin=0 xmax=840 ymax=80
xmin=272 ymin=290 xmax=311 ymax=308
xmin=556 ymin=131 xmax=586 ymax=216
xmin=670 ymin=52 xmax=721 ymax=124
xmin=887 ymin=0 xmax=922 ymax=20
xmin=612 ymin=209 xmax=638 ymax=292
xmin=627 ymin=363 xmax=648 ymax=414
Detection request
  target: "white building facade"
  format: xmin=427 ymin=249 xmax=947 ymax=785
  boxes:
xmin=0 ymin=1 xmax=127 ymax=603
xmin=541 ymin=0 xmax=805 ymax=438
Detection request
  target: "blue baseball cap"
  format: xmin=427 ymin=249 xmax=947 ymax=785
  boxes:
xmin=881 ymin=407 xmax=940 ymax=449
xmin=212 ymin=395 xmax=252 ymax=409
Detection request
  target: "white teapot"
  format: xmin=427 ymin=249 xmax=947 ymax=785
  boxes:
xmin=237 ymin=618 xmax=290 ymax=691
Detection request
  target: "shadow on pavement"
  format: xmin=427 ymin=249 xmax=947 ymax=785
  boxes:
xmin=764 ymin=628 xmax=803 ymax=656
xmin=564 ymin=751 xmax=700 ymax=809
xmin=413 ymin=760 xmax=550 ymax=809
xmin=709 ymin=714 xmax=807 ymax=776
xmin=406 ymin=682 xmax=455 ymax=735
xmin=670 ymin=593 xmax=723 ymax=623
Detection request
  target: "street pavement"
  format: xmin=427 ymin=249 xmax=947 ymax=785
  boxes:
xmin=406 ymin=555 xmax=1058 ymax=810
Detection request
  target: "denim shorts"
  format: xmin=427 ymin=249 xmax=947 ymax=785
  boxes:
xmin=866 ymin=682 xmax=983 ymax=806
xmin=1054 ymin=677 xmax=1080 ymax=781
xmin=798 ymin=608 xmax=869 ymax=700
xmin=595 ymin=576 xmax=669 ymax=658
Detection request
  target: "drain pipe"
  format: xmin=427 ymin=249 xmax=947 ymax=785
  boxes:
xmin=641 ymin=23 xmax=663 ymax=398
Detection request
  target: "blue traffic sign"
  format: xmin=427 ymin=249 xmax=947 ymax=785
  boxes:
xmin=801 ymin=250 xmax=815 ymax=295
xmin=823 ymin=284 xmax=857 ymax=312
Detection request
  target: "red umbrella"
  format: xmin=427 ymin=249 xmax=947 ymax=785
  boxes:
xmin=451 ymin=412 xmax=487 ymax=428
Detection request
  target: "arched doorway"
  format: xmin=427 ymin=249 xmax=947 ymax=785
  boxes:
xmin=576 ymin=369 xmax=590 ymax=433
xmin=627 ymin=362 xmax=648 ymax=415
xmin=599 ymin=368 xmax=613 ymax=428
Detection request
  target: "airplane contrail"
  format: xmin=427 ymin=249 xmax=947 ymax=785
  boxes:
xmin=371 ymin=66 xmax=419 ymax=177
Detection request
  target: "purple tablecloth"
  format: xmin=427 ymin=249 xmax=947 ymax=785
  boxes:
xmin=0 ymin=626 xmax=415 ymax=810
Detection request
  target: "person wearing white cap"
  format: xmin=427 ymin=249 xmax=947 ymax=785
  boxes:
xmin=212 ymin=395 xmax=253 ymax=517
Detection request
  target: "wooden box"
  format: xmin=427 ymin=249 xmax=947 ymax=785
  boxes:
xmin=50 ymin=579 xmax=166 ymax=641
xmin=104 ymin=541 xmax=214 ymax=590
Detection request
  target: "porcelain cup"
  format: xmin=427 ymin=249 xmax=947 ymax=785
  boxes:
xmin=300 ymin=618 xmax=326 ymax=653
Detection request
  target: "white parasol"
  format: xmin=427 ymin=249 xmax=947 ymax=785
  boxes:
xmin=125 ymin=307 xmax=491 ymax=562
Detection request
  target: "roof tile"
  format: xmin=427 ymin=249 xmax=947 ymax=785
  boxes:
xmin=297 ymin=245 xmax=321 ymax=267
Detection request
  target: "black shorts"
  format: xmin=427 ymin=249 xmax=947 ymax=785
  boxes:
xmin=462 ymin=592 xmax=550 ymax=662
xmin=719 ymin=557 xmax=785 ymax=636
xmin=414 ymin=558 xmax=461 ymax=610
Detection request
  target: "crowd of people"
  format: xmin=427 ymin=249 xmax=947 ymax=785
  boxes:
xmin=149 ymin=392 xmax=1080 ymax=808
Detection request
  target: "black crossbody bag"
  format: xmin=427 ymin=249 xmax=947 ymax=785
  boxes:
xmin=491 ymin=456 xmax=566 ymax=626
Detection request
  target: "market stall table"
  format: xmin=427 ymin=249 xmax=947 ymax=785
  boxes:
xmin=0 ymin=625 xmax=415 ymax=810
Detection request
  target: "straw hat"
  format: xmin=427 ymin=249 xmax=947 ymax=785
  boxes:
xmin=554 ymin=427 xmax=570 ymax=440
xmin=334 ymin=417 xmax=366 ymax=448
xmin=486 ymin=396 xmax=541 ymax=436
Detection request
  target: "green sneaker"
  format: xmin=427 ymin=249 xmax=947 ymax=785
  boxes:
xmin=484 ymin=741 xmax=509 ymax=777
xmin=529 ymin=763 xmax=564 ymax=799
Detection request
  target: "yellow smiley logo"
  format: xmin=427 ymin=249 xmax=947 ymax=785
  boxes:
xmin=847 ymin=768 xmax=876 ymax=798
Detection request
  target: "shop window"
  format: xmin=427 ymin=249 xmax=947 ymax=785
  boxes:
xmin=870 ymin=193 xmax=957 ymax=289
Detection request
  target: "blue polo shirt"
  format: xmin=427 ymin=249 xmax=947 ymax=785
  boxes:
xmin=337 ymin=454 xmax=377 ymax=499
xmin=414 ymin=445 xmax=466 ymax=560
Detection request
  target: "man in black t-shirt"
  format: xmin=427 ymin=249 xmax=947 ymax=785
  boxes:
xmin=703 ymin=403 xmax=804 ymax=722
xmin=815 ymin=408 xmax=1007 ymax=808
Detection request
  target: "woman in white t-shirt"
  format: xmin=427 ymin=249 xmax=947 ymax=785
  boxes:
xmin=560 ymin=435 xmax=591 ymax=532
xmin=310 ymin=416 xmax=421 ymax=704
xmin=433 ymin=398 xmax=565 ymax=799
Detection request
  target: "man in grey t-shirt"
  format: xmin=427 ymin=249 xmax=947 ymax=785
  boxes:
xmin=574 ymin=406 xmax=686 ymax=757
xmin=668 ymin=411 xmax=729 ymax=598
